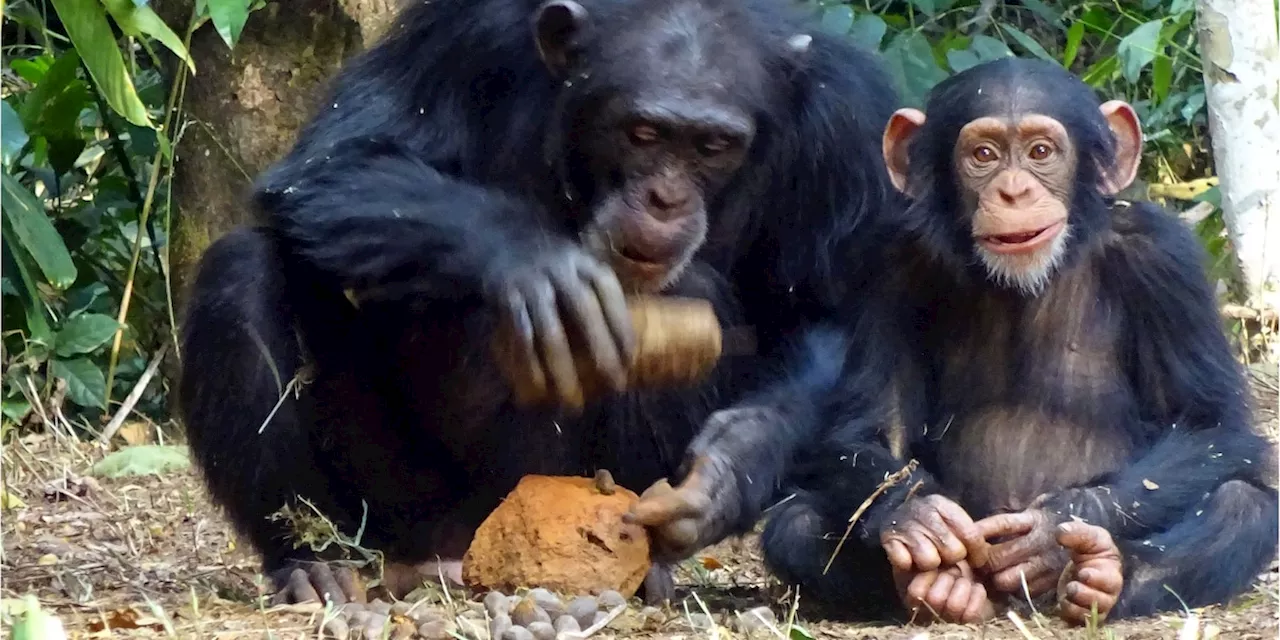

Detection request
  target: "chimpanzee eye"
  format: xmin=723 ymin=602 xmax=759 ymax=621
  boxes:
xmin=972 ymin=145 xmax=997 ymax=163
xmin=1028 ymin=142 xmax=1054 ymax=161
xmin=698 ymin=135 xmax=735 ymax=156
xmin=628 ymin=123 xmax=661 ymax=146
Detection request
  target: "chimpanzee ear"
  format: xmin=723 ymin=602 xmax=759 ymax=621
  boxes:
xmin=1099 ymin=100 xmax=1143 ymax=195
xmin=534 ymin=0 xmax=590 ymax=76
xmin=882 ymin=108 xmax=926 ymax=195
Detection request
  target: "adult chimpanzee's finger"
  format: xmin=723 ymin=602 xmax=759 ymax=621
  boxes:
xmin=905 ymin=530 xmax=943 ymax=571
xmin=975 ymin=511 xmax=1037 ymax=541
xmin=307 ymin=563 xmax=348 ymax=606
xmin=930 ymin=527 xmax=969 ymax=567
xmin=1076 ymin=566 xmax=1124 ymax=596
xmin=904 ymin=571 xmax=939 ymax=613
xmin=505 ymin=292 xmax=547 ymax=401
xmin=923 ymin=571 xmax=956 ymax=617
xmin=272 ymin=568 xmax=319 ymax=605
xmin=554 ymin=268 xmax=627 ymax=391
xmin=527 ymin=282 xmax=584 ymax=409
xmin=1060 ymin=581 xmax=1117 ymax=625
xmin=581 ymin=260 xmax=636 ymax=363
xmin=1057 ymin=522 xmax=1120 ymax=560
xmin=943 ymin=576 xmax=973 ymax=622
xmin=332 ymin=566 xmax=366 ymax=604
xmin=883 ymin=539 xmax=914 ymax=572
xmin=964 ymin=582 xmax=995 ymax=624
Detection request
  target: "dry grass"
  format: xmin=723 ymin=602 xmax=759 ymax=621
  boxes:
xmin=2 ymin=373 xmax=1277 ymax=639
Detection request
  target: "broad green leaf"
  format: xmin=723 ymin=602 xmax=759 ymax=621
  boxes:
xmin=1063 ymin=22 xmax=1085 ymax=67
xmin=1 ymin=172 xmax=77 ymax=289
xmin=101 ymin=0 xmax=196 ymax=73
xmin=1 ymin=397 xmax=32 ymax=423
xmin=1117 ymin=20 xmax=1163 ymax=83
xmin=10 ymin=58 xmax=53 ymax=85
xmin=1081 ymin=55 xmax=1119 ymax=86
xmin=789 ymin=624 xmax=816 ymax=640
xmin=50 ymin=357 xmax=107 ymax=409
xmin=90 ymin=445 xmax=191 ymax=478
xmin=946 ymin=49 xmax=981 ymax=73
xmin=819 ymin=5 xmax=853 ymax=35
xmin=54 ymin=313 xmax=121 ymax=356
xmin=206 ymin=0 xmax=253 ymax=49
xmin=1018 ymin=0 xmax=1063 ymax=27
xmin=0 ymin=228 xmax=53 ymax=342
xmin=18 ymin=51 xmax=81 ymax=132
xmin=908 ymin=0 xmax=936 ymax=16
xmin=1169 ymin=0 xmax=1194 ymax=15
xmin=884 ymin=32 xmax=948 ymax=107
xmin=1 ymin=101 xmax=28 ymax=167
xmin=849 ymin=14 xmax=887 ymax=51
xmin=48 ymin=0 xmax=153 ymax=127
xmin=1181 ymin=88 xmax=1206 ymax=124
xmin=9 ymin=595 xmax=67 ymax=640
xmin=1151 ymin=56 xmax=1173 ymax=104
xmin=969 ymin=35 xmax=1013 ymax=63
xmin=1000 ymin=25 xmax=1054 ymax=62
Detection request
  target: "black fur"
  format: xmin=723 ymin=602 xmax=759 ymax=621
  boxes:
xmin=179 ymin=0 xmax=899 ymax=588
xmin=762 ymin=58 xmax=1278 ymax=620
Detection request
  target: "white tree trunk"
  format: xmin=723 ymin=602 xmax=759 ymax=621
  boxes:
xmin=1195 ymin=0 xmax=1280 ymax=310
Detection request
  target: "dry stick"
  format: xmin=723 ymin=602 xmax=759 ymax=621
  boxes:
xmin=98 ymin=342 xmax=170 ymax=445
xmin=561 ymin=604 xmax=626 ymax=640
xmin=822 ymin=459 xmax=919 ymax=575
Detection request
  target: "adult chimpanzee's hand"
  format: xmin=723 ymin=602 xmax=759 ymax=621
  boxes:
xmin=974 ymin=508 xmax=1071 ymax=598
xmin=881 ymin=494 xmax=990 ymax=574
xmin=487 ymin=243 xmax=636 ymax=410
xmin=895 ymin=559 xmax=997 ymax=624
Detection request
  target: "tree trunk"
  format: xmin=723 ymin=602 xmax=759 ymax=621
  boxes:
xmin=163 ymin=0 xmax=400 ymax=313
xmin=1195 ymin=0 xmax=1280 ymax=311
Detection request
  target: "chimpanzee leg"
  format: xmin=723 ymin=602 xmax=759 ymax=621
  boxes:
xmin=760 ymin=490 xmax=902 ymax=619
xmin=1110 ymin=479 xmax=1278 ymax=618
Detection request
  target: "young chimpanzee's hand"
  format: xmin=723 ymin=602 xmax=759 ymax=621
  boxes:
xmin=1055 ymin=522 xmax=1124 ymax=625
xmin=487 ymin=243 xmax=635 ymax=410
xmin=881 ymin=494 xmax=991 ymax=574
xmin=974 ymin=508 xmax=1071 ymax=598
xmin=895 ymin=559 xmax=997 ymax=624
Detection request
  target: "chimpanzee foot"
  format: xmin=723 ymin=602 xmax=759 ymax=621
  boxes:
xmin=269 ymin=560 xmax=367 ymax=606
xmin=1055 ymin=522 xmax=1123 ymax=625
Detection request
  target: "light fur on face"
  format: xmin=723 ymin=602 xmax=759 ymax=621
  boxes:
xmin=975 ymin=224 xmax=1071 ymax=296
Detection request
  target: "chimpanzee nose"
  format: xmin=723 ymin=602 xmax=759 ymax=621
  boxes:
xmin=647 ymin=182 xmax=691 ymax=216
xmin=997 ymin=172 xmax=1036 ymax=206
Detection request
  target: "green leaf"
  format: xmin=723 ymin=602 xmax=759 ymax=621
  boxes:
xmin=1018 ymin=0 xmax=1063 ymax=27
xmin=90 ymin=445 xmax=191 ymax=478
xmin=205 ymin=0 xmax=253 ymax=49
xmin=1 ymin=172 xmax=77 ymax=289
xmin=9 ymin=595 xmax=67 ymax=640
xmin=1181 ymin=88 xmax=1206 ymax=123
xmin=969 ymin=35 xmax=1013 ymax=63
xmin=50 ymin=357 xmax=107 ymax=409
xmin=2 ymin=397 xmax=33 ymax=423
xmin=1169 ymin=0 xmax=1194 ymax=15
xmin=1000 ymin=25 xmax=1055 ymax=62
xmin=101 ymin=0 xmax=196 ymax=74
xmin=1063 ymin=22 xmax=1085 ymax=67
xmin=18 ymin=51 xmax=81 ymax=133
xmin=48 ymin=0 xmax=153 ymax=127
xmin=849 ymin=13 xmax=887 ymax=51
xmin=1 ymin=102 xmax=29 ymax=167
xmin=946 ymin=48 xmax=981 ymax=73
xmin=819 ymin=5 xmax=853 ymax=35
xmin=908 ymin=0 xmax=936 ymax=16
xmin=788 ymin=624 xmax=815 ymax=640
xmin=1151 ymin=55 xmax=1173 ymax=104
xmin=0 ymin=228 xmax=53 ymax=342
xmin=884 ymin=32 xmax=948 ymax=107
xmin=54 ymin=313 xmax=121 ymax=357
xmin=1117 ymin=20 xmax=1164 ymax=83
xmin=1081 ymin=55 xmax=1119 ymax=86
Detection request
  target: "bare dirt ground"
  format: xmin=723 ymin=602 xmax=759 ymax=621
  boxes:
xmin=3 ymin=367 xmax=1278 ymax=639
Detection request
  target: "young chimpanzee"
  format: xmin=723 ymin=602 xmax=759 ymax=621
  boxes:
xmin=179 ymin=0 xmax=900 ymax=605
xmin=753 ymin=58 xmax=1279 ymax=625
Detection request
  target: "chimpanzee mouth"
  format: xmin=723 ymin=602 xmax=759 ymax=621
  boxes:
xmin=612 ymin=246 xmax=672 ymax=280
xmin=978 ymin=221 xmax=1064 ymax=255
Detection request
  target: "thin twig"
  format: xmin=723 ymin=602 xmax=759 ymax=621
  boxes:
xmin=823 ymin=460 xmax=919 ymax=575
xmin=99 ymin=342 xmax=170 ymax=445
xmin=560 ymin=603 xmax=626 ymax=640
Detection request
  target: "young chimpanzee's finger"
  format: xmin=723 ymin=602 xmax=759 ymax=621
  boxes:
xmin=937 ymin=505 xmax=990 ymax=567
xmin=942 ymin=575 xmax=974 ymax=621
xmin=504 ymin=292 xmax=547 ymax=402
xmin=963 ymin=581 xmax=995 ymax=623
xmin=883 ymin=539 xmax=914 ymax=572
xmin=905 ymin=530 xmax=943 ymax=572
xmin=1057 ymin=522 xmax=1120 ymax=561
xmin=332 ymin=566 xmax=366 ymax=604
xmin=307 ymin=563 xmax=349 ymax=606
xmin=923 ymin=571 xmax=956 ymax=617
xmin=991 ymin=554 xmax=1058 ymax=593
xmin=1076 ymin=566 xmax=1124 ymax=596
xmin=1059 ymin=581 xmax=1118 ymax=625
xmin=975 ymin=511 xmax=1037 ymax=541
xmin=271 ymin=567 xmax=320 ymax=605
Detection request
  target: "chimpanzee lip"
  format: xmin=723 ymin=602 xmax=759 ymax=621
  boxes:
xmin=613 ymin=247 xmax=671 ymax=279
xmin=977 ymin=220 xmax=1065 ymax=255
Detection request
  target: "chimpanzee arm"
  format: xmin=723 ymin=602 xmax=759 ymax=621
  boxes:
xmin=1037 ymin=202 xmax=1273 ymax=538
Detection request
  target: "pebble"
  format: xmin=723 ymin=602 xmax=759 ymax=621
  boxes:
xmin=511 ymin=597 xmax=550 ymax=627
xmin=490 ymin=613 xmax=513 ymax=639
xmin=501 ymin=627 xmax=534 ymax=640
xmin=734 ymin=607 xmax=777 ymax=634
xmin=566 ymin=595 xmax=599 ymax=628
xmin=417 ymin=619 xmax=455 ymax=640
xmin=526 ymin=620 xmax=556 ymax=640
xmin=687 ymin=612 xmax=715 ymax=630
xmin=597 ymin=589 xmax=626 ymax=610
xmin=528 ymin=588 xmax=565 ymax=619
xmin=506 ymin=594 xmax=523 ymax=611
xmin=553 ymin=614 xmax=581 ymax=635
xmin=368 ymin=599 xmax=393 ymax=616
xmin=390 ymin=601 xmax=413 ymax=618
xmin=389 ymin=619 xmax=417 ymax=639
xmin=321 ymin=617 xmax=349 ymax=639
xmin=638 ymin=605 xmax=664 ymax=630
xmin=484 ymin=591 xmax=511 ymax=617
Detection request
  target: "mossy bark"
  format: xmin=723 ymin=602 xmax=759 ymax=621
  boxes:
xmin=163 ymin=0 xmax=399 ymax=313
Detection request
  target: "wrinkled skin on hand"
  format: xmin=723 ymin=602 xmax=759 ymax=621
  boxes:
xmin=270 ymin=561 xmax=367 ymax=606
xmin=895 ymin=560 xmax=997 ymax=624
xmin=974 ymin=508 xmax=1071 ymax=598
xmin=487 ymin=243 xmax=635 ymax=410
xmin=1055 ymin=522 xmax=1124 ymax=625
xmin=881 ymin=494 xmax=991 ymax=574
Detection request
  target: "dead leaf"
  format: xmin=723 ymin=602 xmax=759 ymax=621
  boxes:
xmin=86 ymin=608 xmax=166 ymax=632
xmin=699 ymin=556 xmax=724 ymax=570
xmin=36 ymin=554 xmax=59 ymax=566
xmin=117 ymin=421 xmax=153 ymax=446
xmin=1142 ymin=479 xmax=1159 ymax=490
xmin=2 ymin=489 xmax=27 ymax=511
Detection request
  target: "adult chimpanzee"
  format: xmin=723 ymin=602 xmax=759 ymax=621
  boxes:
xmin=735 ymin=58 xmax=1278 ymax=624
xmin=179 ymin=0 xmax=899 ymax=605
